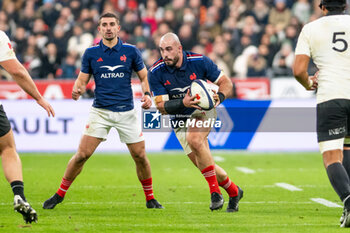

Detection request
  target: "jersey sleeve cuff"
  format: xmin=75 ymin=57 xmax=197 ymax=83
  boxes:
xmin=213 ymin=71 xmax=224 ymax=84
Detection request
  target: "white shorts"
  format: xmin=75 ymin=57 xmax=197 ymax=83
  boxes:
xmin=84 ymin=107 xmax=144 ymax=144
xmin=174 ymin=108 xmax=217 ymax=155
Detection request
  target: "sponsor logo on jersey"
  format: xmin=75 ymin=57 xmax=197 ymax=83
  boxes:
xmin=100 ymin=73 xmax=125 ymax=78
xmin=171 ymin=93 xmax=186 ymax=99
xmin=100 ymin=65 xmax=125 ymax=78
xmin=97 ymin=57 xmax=103 ymax=62
xmin=100 ymin=65 xmax=124 ymax=71
xmin=170 ymin=86 xmax=190 ymax=93
xmin=164 ymin=80 xmax=171 ymax=86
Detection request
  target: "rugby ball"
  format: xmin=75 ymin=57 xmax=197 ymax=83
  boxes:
xmin=190 ymin=79 xmax=215 ymax=110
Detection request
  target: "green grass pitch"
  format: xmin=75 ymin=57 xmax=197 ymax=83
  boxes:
xmin=0 ymin=152 xmax=346 ymax=232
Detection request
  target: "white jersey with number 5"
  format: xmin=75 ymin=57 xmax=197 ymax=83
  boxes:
xmin=0 ymin=30 xmax=16 ymax=62
xmin=295 ymin=14 xmax=350 ymax=104
xmin=0 ymin=30 xmax=16 ymax=105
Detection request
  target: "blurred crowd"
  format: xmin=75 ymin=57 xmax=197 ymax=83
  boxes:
xmin=0 ymin=0 xmax=349 ymax=80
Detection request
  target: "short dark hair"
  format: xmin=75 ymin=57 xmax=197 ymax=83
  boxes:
xmin=98 ymin=12 xmax=120 ymax=26
xmin=319 ymin=0 xmax=346 ymax=12
xmin=325 ymin=5 xmax=346 ymax=12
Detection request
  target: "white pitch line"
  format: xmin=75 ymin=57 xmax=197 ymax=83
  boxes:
xmin=275 ymin=182 xmax=302 ymax=191
xmin=213 ymin=156 xmax=225 ymax=162
xmin=236 ymin=167 xmax=256 ymax=174
xmin=118 ymin=223 xmax=331 ymax=227
xmin=0 ymin=201 xmax=316 ymax=206
xmin=311 ymin=198 xmax=342 ymax=208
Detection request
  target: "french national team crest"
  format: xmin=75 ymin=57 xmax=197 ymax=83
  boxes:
xmin=120 ymin=54 xmax=126 ymax=62
xmin=143 ymin=110 xmax=161 ymax=129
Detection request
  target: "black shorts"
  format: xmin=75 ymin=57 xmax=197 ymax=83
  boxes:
xmin=317 ymin=99 xmax=350 ymax=142
xmin=0 ymin=105 xmax=11 ymax=137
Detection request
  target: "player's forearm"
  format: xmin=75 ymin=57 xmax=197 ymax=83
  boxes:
xmin=293 ymin=54 xmax=311 ymax=89
xmin=73 ymin=79 xmax=86 ymax=94
xmin=12 ymin=66 xmax=43 ymax=101
xmin=140 ymin=78 xmax=151 ymax=94
xmin=218 ymin=85 xmax=233 ymax=99
xmin=138 ymin=68 xmax=151 ymax=94
xmin=155 ymin=99 xmax=186 ymax=115
xmin=294 ymin=71 xmax=310 ymax=89
xmin=155 ymin=101 xmax=167 ymax=114
xmin=73 ymin=73 xmax=90 ymax=94
xmin=217 ymin=76 xmax=233 ymax=99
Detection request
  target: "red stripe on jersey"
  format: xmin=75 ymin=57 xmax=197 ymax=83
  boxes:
xmin=186 ymin=53 xmax=202 ymax=57
xmin=150 ymin=59 xmax=164 ymax=69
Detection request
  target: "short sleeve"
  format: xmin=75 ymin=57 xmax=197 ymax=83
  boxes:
xmin=81 ymin=49 xmax=92 ymax=74
xmin=132 ymin=47 xmax=145 ymax=72
xmin=148 ymin=71 xmax=168 ymax=96
xmin=0 ymin=31 xmax=16 ymax=62
xmin=203 ymin=56 xmax=221 ymax=83
xmin=295 ymin=27 xmax=311 ymax=57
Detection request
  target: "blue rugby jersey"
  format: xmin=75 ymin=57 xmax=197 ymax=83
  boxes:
xmin=148 ymin=51 xmax=221 ymax=116
xmin=81 ymin=39 xmax=144 ymax=112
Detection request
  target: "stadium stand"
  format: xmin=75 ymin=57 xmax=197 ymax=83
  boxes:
xmin=0 ymin=0 xmax=349 ymax=97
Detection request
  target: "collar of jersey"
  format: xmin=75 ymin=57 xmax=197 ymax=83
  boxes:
xmin=326 ymin=11 xmax=345 ymax=16
xmin=100 ymin=38 xmax=122 ymax=52
xmin=165 ymin=51 xmax=188 ymax=73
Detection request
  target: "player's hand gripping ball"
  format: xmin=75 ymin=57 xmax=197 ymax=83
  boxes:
xmin=190 ymin=79 xmax=215 ymax=110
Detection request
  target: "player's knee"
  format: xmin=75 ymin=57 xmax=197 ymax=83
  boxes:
xmin=319 ymin=138 xmax=344 ymax=167
xmin=132 ymin=150 xmax=147 ymax=163
xmin=187 ymin=136 xmax=203 ymax=151
xmin=75 ymin=149 xmax=93 ymax=162
xmin=129 ymin=142 xmax=147 ymax=161
xmin=0 ymin=143 xmax=16 ymax=156
xmin=322 ymin=149 xmax=342 ymax=168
